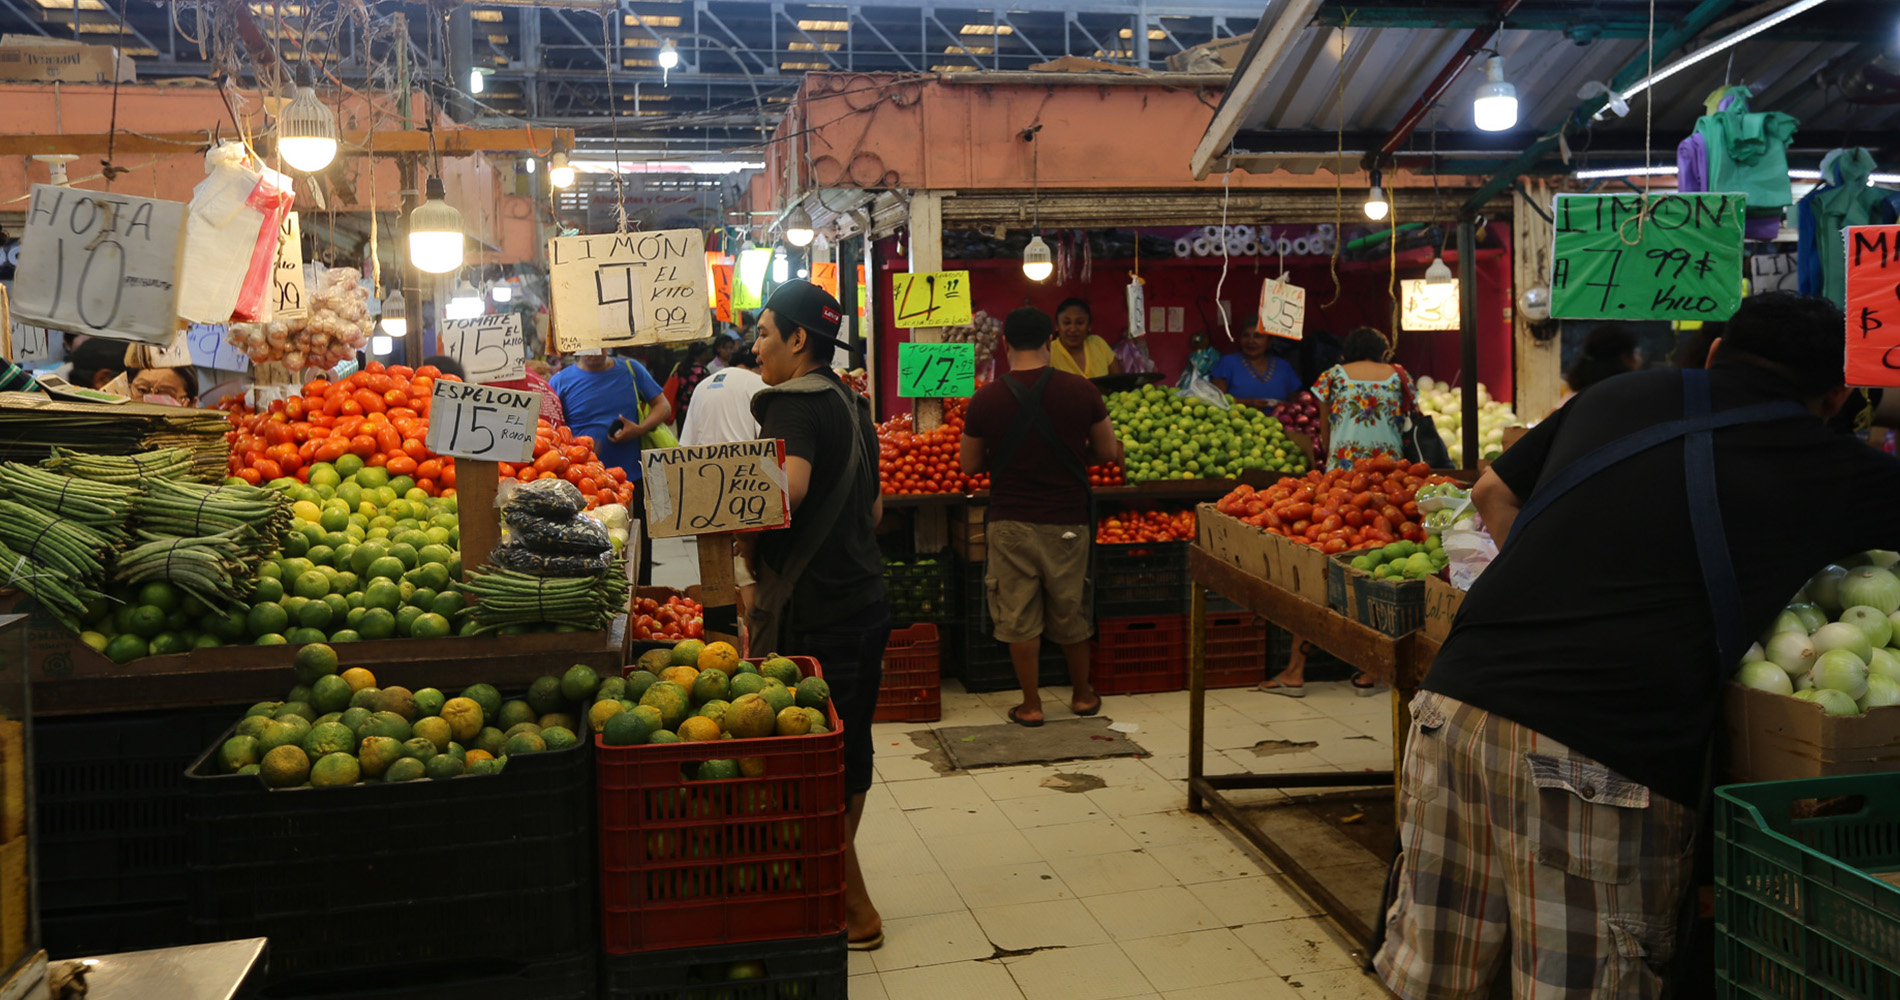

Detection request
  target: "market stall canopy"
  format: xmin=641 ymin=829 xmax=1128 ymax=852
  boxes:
xmin=1192 ymin=0 xmax=1899 ymax=188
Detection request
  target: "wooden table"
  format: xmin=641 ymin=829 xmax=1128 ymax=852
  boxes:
xmin=1186 ymin=545 xmax=1438 ymax=957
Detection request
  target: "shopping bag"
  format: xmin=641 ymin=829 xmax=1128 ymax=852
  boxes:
xmin=176 ymin=143 xmax=293 ymax=324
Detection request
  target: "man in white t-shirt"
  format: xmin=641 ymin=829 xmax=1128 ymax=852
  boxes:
xmin=679 ymin=350 xmax=765 ymax=447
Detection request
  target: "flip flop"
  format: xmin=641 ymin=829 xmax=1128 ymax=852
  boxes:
xmin=1352 ymin=672 xmax=1381 ymax=697
xmin=1257 ymin=679 xmax=1306 ymax=698
xmin=1072 ymin=699 xmax=1102 ymax=717
xmin=1007 ymin=706 xmax=1045 ymax=728
xmin=848 ymin=931 xmax=885 ymax=951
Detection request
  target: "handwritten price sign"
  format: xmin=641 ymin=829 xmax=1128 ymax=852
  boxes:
xmin=424 ymin=381 xmax=542 ymax=464
xmin=1844 ymin=225 xmax=1900 ymax=388
xmin=640 ymin=439 xmax=789 ymax=539
xmin=269 ymin=212 xmax=308 ymax=321
xmin=548 ymin=229 xmax=711 ymax=351
xmin=438 ymin=313 xmax=526 ymax=384
xmin=1550 ymin=193 xmax=1744 ymax=321
xmin=1258 ymin=277 xmax=1306 ymax=340
xmin=13 ymin=184 xmax=188 ymax=346
xmin=1400 ymin=279 xmax=1460 ymax=332
xmin=891 ymin=270 xmax=972 ymax=328
xmin=897 ymin=342 xmax=976 ymax=398
xmin=186 ymin=323 xmax=251 ymax=373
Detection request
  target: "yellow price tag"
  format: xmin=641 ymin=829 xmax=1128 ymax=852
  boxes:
xmin=891 ymin=270 xmax=973 ymax=328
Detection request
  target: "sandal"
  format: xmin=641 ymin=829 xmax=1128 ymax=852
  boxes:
xmin=1257 ymin=678 xmax=1306 ymax=698
xmin=1072 ymin=697 xmax=1102 ymax=717
xmin=848 ymin=931 xmax=885 ymax=951
xmin=1352 ymin=672 xmax=1380 ymax=697
xmin=1007 ymin=706 xmax=1045 ymax=728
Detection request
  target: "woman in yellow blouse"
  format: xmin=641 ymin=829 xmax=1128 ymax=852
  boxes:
xmin=1048 ymin=298 xmax=1123 ymax=378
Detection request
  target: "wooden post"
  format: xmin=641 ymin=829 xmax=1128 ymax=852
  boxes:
xmin=1512 ymin=179 xmax=1561 ymax=422
xmin=697 ymin=534 xmax=739 ymax=643
xmin=457 ymin=459 xmax=502 ymax=580
xmin=907 ymin=192 xmax=949 ymax=553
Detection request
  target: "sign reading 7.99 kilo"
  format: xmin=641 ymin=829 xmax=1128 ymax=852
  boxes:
xmin=549 ymin=229 xmax=711 ymax=352
xmin=12 ymin=184 xmax=188 ymax=346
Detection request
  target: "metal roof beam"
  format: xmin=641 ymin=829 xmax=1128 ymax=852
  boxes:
xmin=1460 ymin=0 xmax=1742 ymax=214
xmin=1371 ymin=0 xmax=1524 ymax=166
xmin=1189 ymin=0 xmax=1329 ymax=179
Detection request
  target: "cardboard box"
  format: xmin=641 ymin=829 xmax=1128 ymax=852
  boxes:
xmin=0 ymin=836 xmax=23 ymax=974
xmin=0 ymin=721 xmax=20 ymax=843
xmin=1422 ymin=575 xmax=1465 ymax=644
xmin=1725 ymin=683 xmax=1900 ymax=784
xmin=1192 ymin=504 xmax=1333 ymax=606
xmin=1166 ymin=33 xmax=1253 ymax=73
xmin=0 ymin=36 xmax=135 ymax=84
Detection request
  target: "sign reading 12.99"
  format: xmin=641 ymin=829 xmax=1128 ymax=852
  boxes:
xmin=424 ymin=381 xmax=542 ymax=463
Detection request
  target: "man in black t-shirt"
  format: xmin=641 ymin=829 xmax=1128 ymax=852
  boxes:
xmin=1376 ymin=293 xmax=1900 ymax=999
xmin=960 ymin=308 xmax=1121 ymax=726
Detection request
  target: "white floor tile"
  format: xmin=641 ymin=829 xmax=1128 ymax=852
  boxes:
xmin=1186 ymin=875 xmax=1320 ymax=925
xmin=1004 ymin=942 xmax=1155 ymax=1000
xmin=1082 ymin=885 xmax=1223 ymax=940
xmin=1119 ymin=928 xmax=1279 ymax=991
xmin=887 ymin=772 xmax=990 ymax=812
xmin=1230 ymin=918 xmax=1365 ymax=978
xmin=869 ymin=910 xmax=996 ymax=972
xmin=924 ymin=826 xmax=1045 ymax=870
xmin=1021 ymin=819 xmax=1143 ymax=862
xmin=873 ymin=868 xmax=971 ymax=921
xmin=1291 ymin=967 xmax=1396 ymax=1000
xmin=877 ymin=753 xmax=949 ymax=782
xmin=1162 ymin=979 xmax=1306 ymax=1000
xmin=1150 ymin=835 xmax=1273 ymax=884
xmin=996 ymin=791 xmax=1110 ymax=829
xmin=950 ymin=860 xmax=1076 ymax=908
xmin=849 ymin=972 xmax=888 ymax=999
xmin=969 ymin=765 xmax=1071 ymax=801
xmin=972 ymin=897 xmax=1110 ymax=949
xmin=878 ymin=958 xmax=1024 ymax=1000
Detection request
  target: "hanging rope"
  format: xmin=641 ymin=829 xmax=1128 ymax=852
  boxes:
xmin=101 ymin=0 xmax=132 ymax=184
xmin=1324 ymin=11 xmax=1354 ymax=308
xmin=1618 ymin=0 xmax=1661 ymax=247
xmin=601 ymin=1 xmax=630 ymax=234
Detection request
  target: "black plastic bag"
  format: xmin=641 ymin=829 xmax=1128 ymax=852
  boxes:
xmin=502 ymin=479 xmax=585 ymax=520
xmin=506 ymin=512 xmax=612 ymax=555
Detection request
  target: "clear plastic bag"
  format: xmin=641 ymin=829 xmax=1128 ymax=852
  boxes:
xmin=1176 ymin=368 xmax=1232 ymax=410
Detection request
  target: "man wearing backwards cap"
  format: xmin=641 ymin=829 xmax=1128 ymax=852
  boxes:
xmin=741 ymin=279 xmax=891 ymax=951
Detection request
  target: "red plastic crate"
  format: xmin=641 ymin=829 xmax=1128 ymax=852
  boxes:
xmin=598 ymin=656 xmax=847 ymax=954
xmin=1092 ymin=615 xmax=1187 ymax=695
xmin=874 ymin=624 xmax=941 ymax=723
xmin=1204 ymin=611 xmax=1271 ymax=689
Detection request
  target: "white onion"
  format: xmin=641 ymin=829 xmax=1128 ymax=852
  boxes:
xmin=1813 ymin=622 xmax=1875 ymax=665
xmin=1735 ymin=661 xmax=1794 ymax=695
xmin=1788 ymin=604 xmax=1829 ymax=634
xmin=1858 ymin=675 xmax=1900 ymax=711
xmin=1765 ymin=610 xmax=1807 ymax=639
xmin=1740 ymin=642 xmax=1766 ymax=665
xmin=1841 ymin=566 xmax=1900 ymax=616
xmin=1766 ymin=631 xmax=1819 ymax=677
xmin=1839 ymin=606 xmax=1894 ymax=649
xmin=1870 ymin=647 xmax=1900 ymax=685
xmin=1811 ymin=649 xmax=1870 ymax=701
xmin=1808 ymin=565 xmax=1849 ymax=616
xmin=1811 ymin=688 xmax=1861 ymax=716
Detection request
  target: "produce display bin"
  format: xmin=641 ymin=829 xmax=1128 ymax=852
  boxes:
xmin=251 ymin=952 xmax=596 ymax=1000
xmin=949 ymin=573 xmax=1072 ymax=693
xmin=598 ymin=656 xmax=846 ymax=954
xmin=600 ymin=931 xmax=848 ymax=1000
xmin=882 ymin=554 xmax=958 ymax=627
xmin=1093 ymin=541 xmax=1190 ymax=618
xmin=1715 ymin=773 xmax=1900 ymax=999
xmin=1092 ymin=615 xmax=1186 ymax=695
xmin=875 ymin=624 xmax=942 ymax=723
xmin=183 ymin=727 xmax=594 ymax=987
xmin=1204 ymin=612 xmax=1273 ymax=689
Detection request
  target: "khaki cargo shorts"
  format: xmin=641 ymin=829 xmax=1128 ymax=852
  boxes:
xmin=984 ymin=520 xmax=1093 ymax=646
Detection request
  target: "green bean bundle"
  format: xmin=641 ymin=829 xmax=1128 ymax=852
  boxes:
xmin=135 ymin=480 xmax=292 ymax=557
xmin=0 ymin=463 xmax=137 ymax=540
xmin=0 ymin=539 xmax=99 ymax=631
xmin=456 ymin=564 xmax=628 ymax=633
xmin=0 ymin=500 xmax=114 ymax=585
xmin=114 ymin=526 xmax=261 ymax=612
xmin=44 ymin=446 xmax=195 ymax=484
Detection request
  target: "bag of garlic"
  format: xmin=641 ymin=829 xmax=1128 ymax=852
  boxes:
xmin=226 ymin=264 xmax=373 ymax=369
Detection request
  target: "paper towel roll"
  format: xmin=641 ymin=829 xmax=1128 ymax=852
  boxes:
xmin=1231 ymin=225 xmax=1255 ymax=241
xmin=1241 ymin=240 xmax=1261 ymax=256
xmin=1192 ymin=238 xmax=1214 ymax=256
xmin=1201 ymin=225 xmax=1223 ymax=241
xmin=1293 ymin=237 xmax=1312 ymax=255
xmin=1276 ymin=237 xmax=1294 ymax=256
xmin=1174 ymin=237 xmax=1194 ymax=258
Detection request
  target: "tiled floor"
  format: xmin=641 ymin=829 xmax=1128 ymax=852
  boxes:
xmin=854 ymin=678 xmax=1397 ymax=1000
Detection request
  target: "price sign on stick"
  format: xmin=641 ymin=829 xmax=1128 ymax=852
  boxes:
xmin=12 ymin=184 xmax=188 ymax=345
xmin=425 ymin=381 xmax=542 ymax=464
xmin=268 ymin=212 xmax=308 ymax=322
xmin=438 ymin=314 xmax=526 ymax=383
xmin=1400 ymin=279 xmax=1461 ymax=332
xmin=897 ymin=342 xmax=976 ymax=398
xmin=548 ymin=229 xmax=711 ymax=351
xmin=186 ymin=324 xmax=249 ymax=372
xmin=1258 ymin=276 xmax=1306 ymax=340
xmin=1550 ymin=193 xmax=1745 ymax=320
xmin=891 ymin=270 xmax=972 ymax=328
xmin=1844 ymin=225 xmax=1900 ymax=388
xmin=640 ymin=439 xmax=790 ymax=539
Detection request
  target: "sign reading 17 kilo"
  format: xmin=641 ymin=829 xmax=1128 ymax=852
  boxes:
xmin=1550 ymin=193 xmax=1744 ymax=321
xmin=548 ymin=229 xmax=711 ymax=352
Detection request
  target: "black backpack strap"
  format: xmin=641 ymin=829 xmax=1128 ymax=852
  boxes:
xmin=989 ymin=368 xmax=1091 ymax=488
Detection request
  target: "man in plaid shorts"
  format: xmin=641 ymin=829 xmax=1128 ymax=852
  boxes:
xmin=1376 ymin=294 xmax=1900 ymax=998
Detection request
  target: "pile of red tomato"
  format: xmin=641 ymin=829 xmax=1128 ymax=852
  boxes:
xmin=631 ymin=594 xmax=705 ymax=643
xmin=1096 ymin=508 xmax=1195 ymax=543
xmin=875 ymin=397 xmax=1129 ymax=496
xmin=1213 ymin=456 xmax=1450 ymax=555
xmin=224 ymin=361 xmax=630 ymax=508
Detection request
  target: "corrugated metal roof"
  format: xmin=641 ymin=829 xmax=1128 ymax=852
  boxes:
xmin=1221 ymin=13 xmax=1896 ymax=174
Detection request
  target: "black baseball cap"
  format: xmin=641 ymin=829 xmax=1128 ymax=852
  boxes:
xmin=764 ymin=280 xmax=845 ymax=346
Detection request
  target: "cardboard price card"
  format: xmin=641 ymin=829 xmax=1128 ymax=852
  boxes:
xmin=438 ymin=313 xmax=526 ymax=384
xmin=424 ymin=381 xmax=543 ymax=464
xmin=1844 ymin=225 xmax=1900 ymax=387
xmin=1550 ymin=193 xmax=1745 ymax=321
xmin=269 ymin=211 xmax=308 ymax=321
xmin=12 ymin=184 xmax=188 ymax=346
xmin=891 ymin=270 xmax=972 ymax=328
xmin=1400 ymin=279 xmax=1460 ymax=332
xmin=640 ymin=438 xmax=789 ymax=539
xmin=1258 ymin=276 xmax=1305 ymax=340
xmin=185 ymin=323 xmax=250 ymax=373
xmin=548 ymin=229 xmax=711 ymax=352
xmin=897 ymin=342 xmax=976 ymax=398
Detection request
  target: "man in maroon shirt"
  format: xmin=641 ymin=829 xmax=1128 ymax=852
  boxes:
xmin=960 ymin=308 xmax=1122 ymax=725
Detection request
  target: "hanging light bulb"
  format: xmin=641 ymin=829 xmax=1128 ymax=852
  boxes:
xmin=469 ymin=67 xmax=488 ymax=95
xmin=1363 ymin=168 xmax=1390 ymax=221
xmin=1022 ymin=234 xmax=1053 ymax=282
xmin=657 ymin=38 xmax=680 ymax=70
xmin=522 ymin=156 xmax=536 ymax=175
xmin=492 ymin=281 xmax=515 ymax=304
xmin=782 ymin=204 xmax=815 ymax=248
xmin=278 ymin=85 xmax=339 ymax=173
xmin=548 ymin=151 xmax=576 ymax=189
xmin=1424 ymin=254 xmax=1454 ymax=285
xmin=1472 ymin=55 xmax=1518 ymax=132
xmin=408 ymin=178 xmax=465 ymax=274
xmin=771 ymin=249 xmax=789 ymax=284
xmin=371 ymin=334 xmax=394 ymax=356
xmin=446 ymin=279 xmax=485 ymax=320
xmin=380 ymin=292 xmax=407 ymax=338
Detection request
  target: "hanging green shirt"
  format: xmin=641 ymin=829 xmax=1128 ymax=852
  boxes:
xmin=1692 ymin=87 xmax=1798 ymax=211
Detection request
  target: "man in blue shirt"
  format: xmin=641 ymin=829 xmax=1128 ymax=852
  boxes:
xmin=549 ymin=349 xmax=671 ymax=583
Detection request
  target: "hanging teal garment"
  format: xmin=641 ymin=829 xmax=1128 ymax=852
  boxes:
xmin=1801 ymin=148 xmax=1897 ymax=307
xmin=1692 ymin=86 xmax=1799 ymax=210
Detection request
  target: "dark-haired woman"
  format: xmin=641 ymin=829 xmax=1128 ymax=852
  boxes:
xmin=1563 ymin=323 xmax=1642 ymax=403
xmin=1047 ymin=298 xmax=1122 ymax=378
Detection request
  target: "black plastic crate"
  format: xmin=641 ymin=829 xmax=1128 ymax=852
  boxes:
xmin=601 ymin=932 xmax=847 ymax=1000
xmin=184 ymin=726 xmax=594 ymax=985
xmin=1093 ymin=541 xmax=1189 ymax=618
xmin=882 ymin=552 xmax=957 ymax=627
xmin=40 ymin=901 xmax=190 ymax=959
xmin=255 ymin=952 xmax=596 ymax=1000
xmin=34 ymin=704 xmax=242 ymax=910
xmin=950 ymin=573 xmax=1076 ymax=693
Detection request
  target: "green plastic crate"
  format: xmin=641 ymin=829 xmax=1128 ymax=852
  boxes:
xmin=1715 ymin=774 xmax=1900 ymax=999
